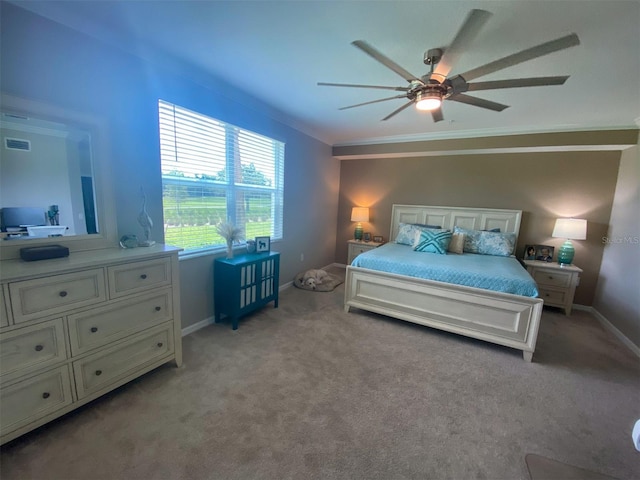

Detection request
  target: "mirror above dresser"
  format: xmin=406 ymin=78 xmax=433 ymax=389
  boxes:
xmin=0 ymin=94 xmax=117 ymax=260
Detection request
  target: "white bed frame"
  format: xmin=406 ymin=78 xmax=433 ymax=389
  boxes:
xmin=344 ymin=205 xmax=544 ymax=361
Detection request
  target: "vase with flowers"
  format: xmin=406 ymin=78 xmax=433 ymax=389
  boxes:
xmin=216 ymin=221 xmax=243 ymax=259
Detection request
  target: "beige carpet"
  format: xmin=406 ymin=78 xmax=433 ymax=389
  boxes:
xmin=526 ymin=453 xmax=620 ymax=480
xmin=1 ymin=266 xmax=639 ymax=479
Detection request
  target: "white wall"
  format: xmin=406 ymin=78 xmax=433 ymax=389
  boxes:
xmin=593 ymin=144 xmax=640 ymax=348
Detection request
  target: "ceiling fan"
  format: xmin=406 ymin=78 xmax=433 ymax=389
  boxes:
xmin=318 ymin=9 xmax=580 ymax=122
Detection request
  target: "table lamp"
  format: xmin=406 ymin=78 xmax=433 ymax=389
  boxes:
xmin=552 ymin=218 xmax=587 ymax=265
xmin=351 ymin=207 xmax=369 ymax=241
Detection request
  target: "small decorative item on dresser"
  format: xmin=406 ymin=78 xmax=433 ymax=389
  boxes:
xmin=373 ymin=235 xmax=384 ymax=243
xmin=256 ymin=236 xmax=270 ymax=252
xmin=363 ymin=232 xmax=372 ymax=242
xmin=246 ymin=239 xmax=256 ymax=253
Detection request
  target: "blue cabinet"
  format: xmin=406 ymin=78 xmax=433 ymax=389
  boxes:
xmin=214 ymin=252 xmax=280 ymax=330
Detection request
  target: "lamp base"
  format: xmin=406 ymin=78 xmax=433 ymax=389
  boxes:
xmin=557 ymin=239 xmax=575 ymax=265
xmin=354 ymin=223 xmax=363 ymax=241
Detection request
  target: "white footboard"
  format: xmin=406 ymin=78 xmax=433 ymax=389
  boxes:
xmin=344 ymin=266 xmax=543 ymax=361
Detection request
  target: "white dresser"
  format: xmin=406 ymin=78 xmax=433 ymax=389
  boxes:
xmin=0 ymin=245 xmax=182 ymax=444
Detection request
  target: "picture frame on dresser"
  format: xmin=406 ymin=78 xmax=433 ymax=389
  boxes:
xmin=373 ymin=235 xmax=383 ymax=243
xmin=363 ymin=232 xmax=372 ymax=242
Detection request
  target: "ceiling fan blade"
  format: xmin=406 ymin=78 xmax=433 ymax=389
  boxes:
xmin=430 ymin=9 xmax=492 ymax=83
xmin=352 ymin=40 xmax=422 ymax=83
xmin=318 ymin=82 xmax=409 ymax=92
xmin=382 ymin=100 xmax=414 ymax=121
xmin=458 ymin=33 xmax=580 ymax=82
xmin=466 ymin=76 xmax=570 ymax=91
xmin=431 ymin=108 xmax=444 ymax=123
xmin=448 ymin=93 xmax=509 ymax=112
xmin=339 ymin=94 xmax=407 ymax=111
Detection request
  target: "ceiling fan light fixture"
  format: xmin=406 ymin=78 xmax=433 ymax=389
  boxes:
xmin=415 ymin=91 xmax=442 ymax=111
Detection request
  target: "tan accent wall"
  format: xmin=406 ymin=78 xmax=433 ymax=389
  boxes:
xmin=337 ymin=150 xmax=621 ymax=306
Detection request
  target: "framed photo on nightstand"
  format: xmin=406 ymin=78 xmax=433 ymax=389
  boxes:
xmin=524 ymin=244 xmax=554 ymax=262
xmin=363 ymin=232 xmax=372 ymax=242
xmin=255 ymin=236 xmax=270 ymax=252
xmin=373 ymin=235 xmax=383 ymax=243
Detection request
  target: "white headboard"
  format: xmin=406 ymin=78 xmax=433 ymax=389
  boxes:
xmin=390 ymin=205 xmax=522 ymax=244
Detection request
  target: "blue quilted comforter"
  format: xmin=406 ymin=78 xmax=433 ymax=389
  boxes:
xmin=351 ymin=242 xmax=538 ymax=297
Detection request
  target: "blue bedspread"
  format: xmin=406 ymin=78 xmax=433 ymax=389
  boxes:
xmin=351 ymin=243 xmax=538 ymax=297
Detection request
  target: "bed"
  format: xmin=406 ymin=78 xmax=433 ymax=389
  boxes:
xmin=344 ymin=205 xmax=544 ymax=361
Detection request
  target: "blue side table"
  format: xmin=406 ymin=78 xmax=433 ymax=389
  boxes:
xmin=214 ymin=252 xmax=280 ymax=330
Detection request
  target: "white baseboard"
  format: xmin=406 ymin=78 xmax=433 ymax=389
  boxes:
xmin=181 ymin=278 xmax=295 ymax=337
xmin=574 ymin=304 xmax=640 ymax=358
xmin=182 ymin=315 xmax=216 ymax=337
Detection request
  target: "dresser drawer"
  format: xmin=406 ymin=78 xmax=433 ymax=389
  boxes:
xmin=68 ymin=289 xmax=173 ymax=355
xmin=0 ymin=318 xmax=67 ymax=379
xmin=73 ymin=324 xmax=174 ymax=398
xmin=0 ymin=365 xmax=74 ymax=436
xmin=538 ymin=288 xmax=567 ymax=305
xmin=531 ymin=269 xmax=571 ymax=288
xmin=1 ymin=287 xmax=9 ymax=328
xmin=9 ymin=269 xmax=106 ymax=324
xmin=107 ymin=258 xmax=171 ymax=299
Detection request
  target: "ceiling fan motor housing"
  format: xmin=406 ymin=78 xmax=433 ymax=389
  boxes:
xmin=424 ymin=48 xmax=443 ymax=65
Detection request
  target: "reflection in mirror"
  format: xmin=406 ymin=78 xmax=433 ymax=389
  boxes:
xmin=0 ymin=94 xmax=116 ymax=260
xmin=0 ymin=113 xmax=98 ymax=239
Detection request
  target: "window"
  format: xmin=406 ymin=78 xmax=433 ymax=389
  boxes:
xmin=158 ymin=100 xmax=284 ymax=253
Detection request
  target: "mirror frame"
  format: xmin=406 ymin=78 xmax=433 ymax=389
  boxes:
xmin=0 ymin=93 xmax=117 ymax=260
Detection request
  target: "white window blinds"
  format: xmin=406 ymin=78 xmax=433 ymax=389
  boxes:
xmin=159 ymin=100 xmax=285 ymax=253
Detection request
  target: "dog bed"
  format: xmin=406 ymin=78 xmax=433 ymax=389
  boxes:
xmin=293 ymin=271 xmax=343 ymax=292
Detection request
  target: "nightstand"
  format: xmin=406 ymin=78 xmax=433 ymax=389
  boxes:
xmin=347 ymin=240 xmax=382 ymax=264
xmin=523 ymin=260 xmax=582 ymax=315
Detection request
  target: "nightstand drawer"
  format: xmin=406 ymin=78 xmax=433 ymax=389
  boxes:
xmin=0 ymin=318 xmax=67 ymax=378
xmin=531 ymin=269 xmax=571 ymax=288
xmin=538 ymin=288 xmax=567 ymax=305
xmin=9 ymin=269 xmax=106 ymax=323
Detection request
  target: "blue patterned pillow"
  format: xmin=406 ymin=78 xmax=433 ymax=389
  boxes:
xmin=395 ymin=223 xmax=441 ymax=245
xmin=412 ymin=229 xmax=452 ymax=254
xmin=453 ymin=226 xmax=516 ymax=256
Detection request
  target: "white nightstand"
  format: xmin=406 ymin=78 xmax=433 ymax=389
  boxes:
xmin=523 ymin=260 xmax=582 ymax=315
xmin=347 ymin=240 xmax=382 ymax=264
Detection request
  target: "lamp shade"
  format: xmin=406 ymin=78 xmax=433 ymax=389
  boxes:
xmin=350 ymin=207 xmax=369 ymax=223
xmin=552 ymin=218 xmax=587 ymax=240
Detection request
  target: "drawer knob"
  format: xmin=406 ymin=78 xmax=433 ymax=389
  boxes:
xmin=91 ymin=327 xmax=98 ymax=333
xmin=35 ymin=344 xmax=44 ymax=352
xmin=42 ymin=392 xmax=50 ymax=399
xmin=140 ymin=274 xmax=148 ymax=280
xmin=157 ymin=342 xmax=163 ymax=348
xmin=548 ymin=276 xmax=554 ymax=280
xmin=155 ymin=306 xmax=161 ymax=312
xmin=59 ymin=291 xmax=68 ymax=297
xmin=95 ymin=370 xmax=102 ymax=376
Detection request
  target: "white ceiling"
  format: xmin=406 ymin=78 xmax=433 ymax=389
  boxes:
xmin=10 ymin=0 xmax=640 ymax=146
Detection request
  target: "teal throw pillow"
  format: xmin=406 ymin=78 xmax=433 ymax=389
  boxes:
xmin=413 ymin=229 xmax=452 ymax=254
